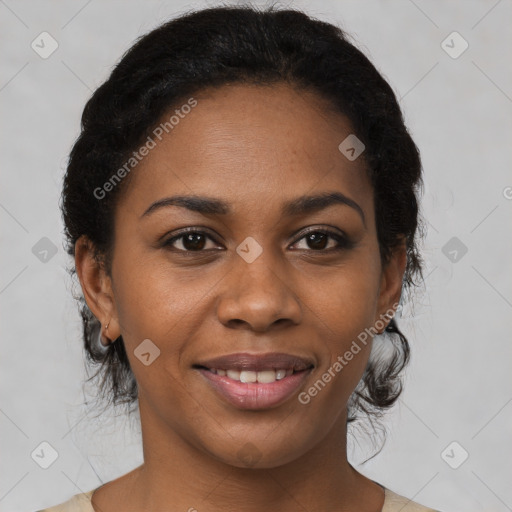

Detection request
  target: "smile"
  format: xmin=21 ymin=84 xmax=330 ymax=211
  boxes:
xmin=208 ymin=368 xmax=293 ymax=383
xmin=194 ymin=352 xmax=314 ymax=410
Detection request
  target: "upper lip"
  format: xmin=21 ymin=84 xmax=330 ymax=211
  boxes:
xmin=194 ymin=352 xmax=315 ymax=372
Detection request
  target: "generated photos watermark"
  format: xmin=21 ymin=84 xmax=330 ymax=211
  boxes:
xmin=93 ymin=97 xmax=198 ymax=200
xmin=298 ymin=302 xmax=400 ymax=405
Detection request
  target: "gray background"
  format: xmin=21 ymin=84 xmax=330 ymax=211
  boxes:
xmin=1 ymin=1 xmax=511 ymax=511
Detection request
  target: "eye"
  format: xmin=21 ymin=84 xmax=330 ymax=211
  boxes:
xmin=161 ymin=227 xmax=354 ymax=253
xmin=162 ymin=229 xmax=222 ymax=252
xmin=291 ymin=229 xmax=352 ymax=252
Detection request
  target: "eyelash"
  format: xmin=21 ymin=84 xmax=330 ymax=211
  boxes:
xmin=161 ymin=227 xmax=354 ymax=254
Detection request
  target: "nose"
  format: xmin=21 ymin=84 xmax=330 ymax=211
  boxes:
xmin=216 ymin=250 xmax=303 ymax=332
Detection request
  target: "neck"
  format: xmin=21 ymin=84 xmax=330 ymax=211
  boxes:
xmin=115 ymin=400 xmax=385 ymax=512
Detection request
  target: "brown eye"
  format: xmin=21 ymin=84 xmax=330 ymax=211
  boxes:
xmin=179 ymin=232 xmax=207 ymax=251
xmin=291 ymin=229 xmax=353 ymax=252
xmin=163 ymin=230 xmax=221 ymax=252
xmin=305 ymin=232 xmax=329 ymax=250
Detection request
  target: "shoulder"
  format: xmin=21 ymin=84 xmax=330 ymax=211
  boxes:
xmin=35 ymin=489 xmax=96 ymax=512
xmin=383 ymin=487 xmax=440 ymax=512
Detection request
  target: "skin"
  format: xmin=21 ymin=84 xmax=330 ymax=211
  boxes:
xmin=75 ymin=82 xmax=406 ymax=512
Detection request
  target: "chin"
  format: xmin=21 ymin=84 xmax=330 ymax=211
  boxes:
xmin=201 ymin=431 xmax=318 ymax=470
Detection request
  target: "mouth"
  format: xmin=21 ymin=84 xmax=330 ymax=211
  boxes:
xmin=193 ymin=352 xmax=314 ymax=410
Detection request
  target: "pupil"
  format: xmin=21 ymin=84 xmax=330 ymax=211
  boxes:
xmin=308 ymin=232 xmax=327 ymax=250
xmin=184 ymin=233 xmax=205 ymax=251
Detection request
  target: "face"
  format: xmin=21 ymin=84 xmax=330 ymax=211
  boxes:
xmin=77 ymin=82 xmax=405 ymax=468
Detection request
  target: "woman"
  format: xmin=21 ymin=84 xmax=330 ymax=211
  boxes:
xmin=39 ymin=4 xmax=437 ymax=511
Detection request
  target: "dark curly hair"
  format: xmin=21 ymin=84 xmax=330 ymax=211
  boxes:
xmin=60 ymin=4 xmax=425 ymax=430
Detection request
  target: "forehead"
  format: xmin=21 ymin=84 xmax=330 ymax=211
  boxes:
xmin=116 ymin=82 xmax=373 ymax=220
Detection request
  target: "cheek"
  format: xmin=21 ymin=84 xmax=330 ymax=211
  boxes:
xmin=112 ymin=250 xmax=210 ymax=338
xmin=296 ymin=295 xmax=375 ymax=437
xmin=304 ymin=254 xmax=381 ymax=347
xmin=110 ymin=250 xmax=232 ymax=397
xmin=296 ymin=253 xmax=380 ymax=405
xmin=112 ymin=270 xmax=199 ymax=422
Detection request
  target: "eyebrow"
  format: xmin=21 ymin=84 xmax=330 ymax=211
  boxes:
xmin=141 ymin=192 xmax=366 ymax=226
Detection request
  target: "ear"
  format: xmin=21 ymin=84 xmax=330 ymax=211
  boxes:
xmin=74 ymin=235 xmax=121 ymax=342
xmin=374 ymin=237 xmax=407 ymax=331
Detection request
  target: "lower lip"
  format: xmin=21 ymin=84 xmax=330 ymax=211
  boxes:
xmin=197 ymin=368 xmax=312 ymax=410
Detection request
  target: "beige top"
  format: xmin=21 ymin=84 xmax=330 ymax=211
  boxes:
xmin=37 ymin=486 xmax=439 ymax=511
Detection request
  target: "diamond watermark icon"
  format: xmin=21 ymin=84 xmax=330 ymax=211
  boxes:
xmin=134 ymin=338 xmax=161 ymax=366
xmin=441 ymin=31 xmax=468 ymax=59
xmin=441 ymin=441 xmax=469 ymax=469
xmin=31 ymin=32 xmax=59 ymax=59
xmin=237 ymin=442 xmax=262 ymax=467
xmin=338 ymin=134 xmax=365 ymax=161
xmin=32 ymin=237 xmax=58 ymax=263
xmin=236 ymin=236 xmax=263 ymax=263
xmin=31 ymin=441 xmax=59 ymax=469
xmin=442 ymin=236 xmax=468 ymax=263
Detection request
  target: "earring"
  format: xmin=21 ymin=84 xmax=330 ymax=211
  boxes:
xmin=97 ymin=320 xmax=111 ymax=350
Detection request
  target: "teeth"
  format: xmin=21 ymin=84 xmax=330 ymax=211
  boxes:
xmin=211 ymin=368 xmax=295 ymax=383
xmin=256 ymin=370 xmax=277 ymax=383
xmin=239 ymin=371 xmax=257 ymax=383
xmin=226 ymin=369 xmax=240 ymax=380
xmin=276 ymin=369 xmax=287 ymax=380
